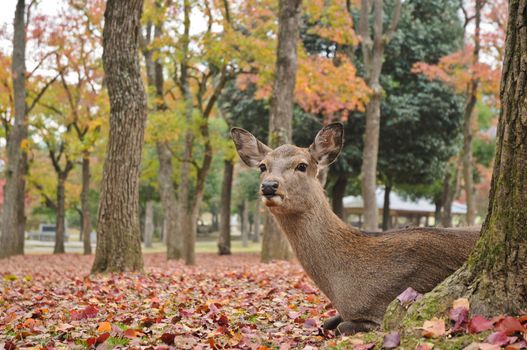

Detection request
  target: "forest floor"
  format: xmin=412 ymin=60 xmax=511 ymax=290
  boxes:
xmin=1 ymin=253 xmax=526 ymax=350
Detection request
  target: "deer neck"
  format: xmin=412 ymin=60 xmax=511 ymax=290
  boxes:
xmin=269 ymin=188 xmax=363 ymax=295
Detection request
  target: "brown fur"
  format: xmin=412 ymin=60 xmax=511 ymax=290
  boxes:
xmin=231 ymin=124 xmax=479 ymax=333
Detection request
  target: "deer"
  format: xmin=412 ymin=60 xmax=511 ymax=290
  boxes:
xmin=230 ymin=122 xmax=479 ymax=335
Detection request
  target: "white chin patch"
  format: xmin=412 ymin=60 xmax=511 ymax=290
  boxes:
xmin=262 ymin=195 xmax=283 ymax=207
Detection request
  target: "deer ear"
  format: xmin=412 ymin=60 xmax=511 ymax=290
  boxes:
xmin=309 ymin=123 xmax=344 ymax=167
xmin=231 ymin=127 xmax=272 ymax=167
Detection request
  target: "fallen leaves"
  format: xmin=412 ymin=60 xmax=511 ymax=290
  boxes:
xmin=0 ymin=253 xmax=332 ymax=349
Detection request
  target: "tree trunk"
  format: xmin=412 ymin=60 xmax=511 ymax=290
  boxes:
xmin=382 ymin=183 xmax=392 ymax=231
xmin=157 ymin=142 xmax=181 ymax=259
xmin=91 ymin=0 xmax=146 ymax=273
xmin=461 ymin=0 xmax=482 ymax=227
xmin=141 ymin=12 xmax=181 ymax=260
xmin=441 ymin=163 xmax=461 ymax=227
xmin=253 ymin=200 xmax=260 ymax=243
xmin=144 ymin=200 xmax=154 ymax=248
xmin=0 ymin=0 xmax=27 ymax=259
xmin=388 ymin=0 xmax=527 ymax=326
xmin=54 ymin=176 xmax=67 ymax=254
xmin=332 ymin=174 xmax=348 ymax=220
xmin=242 ymin=200 xmax=249 ymax=247
xmin=218 ymin=159 xmax=233 ymax=255
xmin=357 ymin=0 xmax=401 ymax=231
xmin=261 ymin=0 xmax=302 ymax=263
xmin=81 ymin=153 xmax=92 ymax=255
xmin=361 ymin=93 xmax=381 ymax=231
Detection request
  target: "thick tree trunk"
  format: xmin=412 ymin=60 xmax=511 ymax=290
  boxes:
xmin=386 ymin=1 xmax=527 ymax=327
xmin=144 ymin=200 xmax=154 ymax=248
xmin=218 ymin=159 xmax=233 ymax=255
xmin=0 ymin=0 xmax=27 ymax=259
xmin=91 ymin=0 xmax=146 ymax=273
xmin=81 ymin=154 xmax=92 ymax=255
xmin=382 ymin=183 xmax=392 ymax=231
xmin=261 ymin=0 xmax=302 ymax=263
xmin=461 ymin=0 xmax=482 ymax=227
xmin=331 ymin=174 xmax=348 ymax=220
xmin=54 ymin=176 xmax=67 ymax=254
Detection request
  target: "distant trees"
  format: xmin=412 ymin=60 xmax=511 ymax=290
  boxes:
xmin=91 ymin=0 xmax=146 ymax=273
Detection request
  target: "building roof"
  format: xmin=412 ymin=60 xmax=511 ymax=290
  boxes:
xmin=343 ymin=188 xmax=467 ymax=215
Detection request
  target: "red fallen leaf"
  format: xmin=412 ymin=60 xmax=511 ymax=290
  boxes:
xmin=468 ymin=315 xmax=494 ymax=333
xmin=496 ymin=316 xmax=526 ymax=335
xmin=422 ymin=318 xmax=446 ymax=338
xmin=383 ymin=331 xmax=401 ymax=349
xmin=160 ymin=333 xmax=176 ymax=345
xmin=83 ymin=305 xmax=98 ymax=318
xmin=303 ymin=318 xmax=317 ymax=328
xmin=518 ymin=315 xmax=527 ymax=325
xmin=415 ymin=344 xmax=433 ymax=350
xmin=208 ymin=337 xmax=220 ymax=350
xmin=486 ymin=331 xmax=510 ymax=347
xmin=479 ymin=344 xmax=501 ymax=350
xmin=396 ymin=287 xmax=422 ymax=307
xmin=449 ymin=307 xmax=469 ymax=334
xmin=86 ymin=337 xmax=97 ymax=347
xmin=353 ymin=342 xmax=375 ymax=350
xmin=4 ymin=341 xmax=16 ymax=350
xmin=217 ymin=314 xmax=229 ymax=327
xmin=96 ymin=332 xmax=110 ymax=345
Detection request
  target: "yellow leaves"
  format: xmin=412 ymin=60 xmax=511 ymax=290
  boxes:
xmin=97 ymin=321 xmax=112 ymax=333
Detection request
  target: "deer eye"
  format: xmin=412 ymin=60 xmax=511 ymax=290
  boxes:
xmin=296 ymin=163 xmax=308 ymax=172
xmin=259 ymin=164 xmax=267 ymax=173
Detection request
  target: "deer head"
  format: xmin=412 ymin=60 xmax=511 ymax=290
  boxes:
xmin=231 ymin=123 xmax=344 ymax=214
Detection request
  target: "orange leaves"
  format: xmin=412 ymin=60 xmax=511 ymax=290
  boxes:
xmin=296 ymin=54 xmax=370 ymax=119
xmin=421 ymin=317 xmax=446 ymax=338
xmin=96 ymin=321 xmax=111 ymax=333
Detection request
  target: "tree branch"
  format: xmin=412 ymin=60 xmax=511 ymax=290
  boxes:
xmin=27 ymin=72 xmax=61 ymax=114
xmin=383 ymin=0 xmax=402 ymax=43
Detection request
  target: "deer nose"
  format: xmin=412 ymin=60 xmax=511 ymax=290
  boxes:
xmin=261 ymin=180 xmax=279 ymax=196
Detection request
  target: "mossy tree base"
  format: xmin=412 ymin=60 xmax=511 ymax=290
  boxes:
xmin=385 ymin=0 xmax=527 ymax=329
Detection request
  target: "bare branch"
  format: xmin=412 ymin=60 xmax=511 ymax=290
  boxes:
xmin=27 ymin=72 xmax=61 ymax=114
xmin=383 ymin=0 xmax=402 ymax=44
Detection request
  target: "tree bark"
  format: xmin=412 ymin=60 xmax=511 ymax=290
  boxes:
xmin=261 ymin=0 xmax=302 ymax=263
xmin=91 ymin=0 xmax=146 ymax=273
xmin=357 ymin=0 xmax=402 ymax=231
xmin=140 ymin=9 xmax=181 ymax=260
xmin=461 ymin=0 xmax=482 ymax=226
xmin=81 ymin=153 xmax=92 ymax=255
xmin=54 ymin=175 xmax=67 ymax=254
xmin=253 ymin=200 xmax=260 ymax=243
xmin=387 ymin=0 xmax=527 ymax=326
xmin=144 ymin=200 xmax=154 ymax=248
xmin=218 ymin=159 xmax=233 ymax=255
xmin=157 ymin=142 xmax=181 ymax=259
xmin=1 ymin=0 xmax=27 ymax=259
xmin=332 ymin=173 xmax=348 ymax=220
xmin=242 ymin=200 xmax=249 ymax=247
xmin=382 ymin=183 xmax=392 ymax=231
